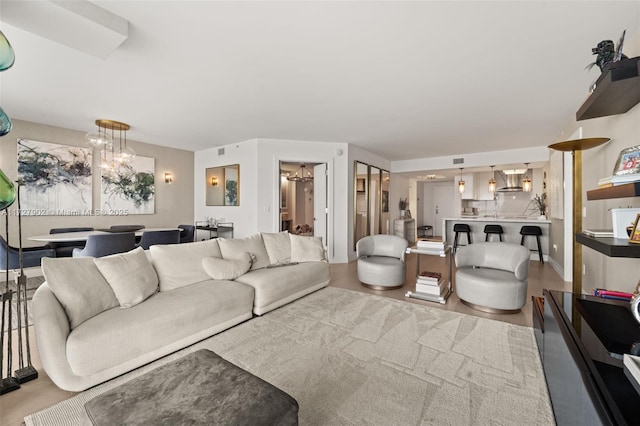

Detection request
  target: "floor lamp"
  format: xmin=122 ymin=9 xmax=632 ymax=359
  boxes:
xmin=548 ymin=137 xmax=610 ymax=294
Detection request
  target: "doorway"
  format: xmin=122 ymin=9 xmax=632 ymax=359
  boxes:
xmin=279 ymin=162 xmax=327 ymax=246
xmin=434 ymin=183 xmax=456 ymax=237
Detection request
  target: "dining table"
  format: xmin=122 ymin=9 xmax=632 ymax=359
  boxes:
xmin=28 ymin=228 xmax=181 ymax=243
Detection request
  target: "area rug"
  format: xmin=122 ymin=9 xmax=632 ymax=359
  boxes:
xmin=25 ymin=287 xmax=554 ymax=425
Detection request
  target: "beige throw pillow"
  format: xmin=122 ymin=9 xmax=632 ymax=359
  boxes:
xmin=149 ymin=239 xmax=223 ymax=291
xmin=42 ymin=257 xmax=119 ymax=329
xmin=217 ymin=234 xmax=270 ymax=270
xmin=261 ymin=231 xmax=291 ymax=265
xmin=202 ymin=252 xmax=252 ymax=280
xmin=94 ymin=247 xmax=159 ymax=308
xmin=290 ymin=234 xmax=326 ymax=262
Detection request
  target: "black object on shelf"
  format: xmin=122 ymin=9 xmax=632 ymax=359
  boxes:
xmin=576 ymin=233 xmax=640 ymax=258
xmin=577 ymin=56 xmax=640 ymax=121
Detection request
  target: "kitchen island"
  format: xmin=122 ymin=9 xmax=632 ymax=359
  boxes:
xmin=443 ymin=217 xmax=551 ymax=261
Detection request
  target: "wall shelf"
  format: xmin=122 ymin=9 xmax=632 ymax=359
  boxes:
xmin=576 ymin=56 xmax=640 ymax=121
xmin=587 ymin=182 xmax=640 ymax=200
xmin=576 ymin=233 xmax=640 ymax=258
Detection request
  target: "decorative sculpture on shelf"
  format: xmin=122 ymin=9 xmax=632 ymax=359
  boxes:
xmin=631 ymin=281 xmax=640 ymax=325
xmin=587 ymin=30 xmax=628 ymax=72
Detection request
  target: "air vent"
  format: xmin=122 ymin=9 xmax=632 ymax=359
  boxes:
xmin=218 ymin=148 xmax=225 ymax=156
xmin=453 ymin=158 xmax=464 ymax=164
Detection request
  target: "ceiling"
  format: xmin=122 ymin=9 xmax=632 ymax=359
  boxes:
xmin=0 ymin=1 xmax=638 ymax=161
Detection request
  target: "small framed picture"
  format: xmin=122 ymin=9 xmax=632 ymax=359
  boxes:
xmin=613 ymin=145 xmax=640 ymax=175
xmin=629 ymin=213 xmax=640 ymax=244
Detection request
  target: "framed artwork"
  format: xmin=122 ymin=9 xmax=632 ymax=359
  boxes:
xmin=17 ymin=139 xmax=92 ymax=215
xmin=613 ymin=145 xmax=640 ymax=175
xmin=629 ymin=213 xmax=640 ymax=244
xmin=101 ymin=156 xmax=155 ymax=214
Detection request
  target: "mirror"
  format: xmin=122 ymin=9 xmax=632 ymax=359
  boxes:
xmin=381 ymin=169 xmax=390 ymax=234
xmin=206 ymin=164 xmax=240 ymax=206
xmin=370 ymin=166 xmax=380 ymax=235
xmin=354 ymin=162 xmax=369 ymax=246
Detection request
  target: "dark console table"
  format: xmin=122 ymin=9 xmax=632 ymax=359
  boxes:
xmin=538 ymin=290 xmax=640 ymax=425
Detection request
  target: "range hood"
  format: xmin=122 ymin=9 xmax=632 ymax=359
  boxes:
xmin=497 ymin=171 xmax=524 ymax=192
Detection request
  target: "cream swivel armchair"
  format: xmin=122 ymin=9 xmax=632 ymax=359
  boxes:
xmin=454 ymin=242 xmax=530 ymax=313
xmin=356 ymin=234 xmax=408 ymax=290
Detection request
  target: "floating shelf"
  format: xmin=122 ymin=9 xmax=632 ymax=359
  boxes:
xmin=576 ymin=233 xmax=640 ymax=258
xmin=576 ymin=56 xmax=640 ymax=121
xmin=587 ymin=182 xmax=640 ymax=200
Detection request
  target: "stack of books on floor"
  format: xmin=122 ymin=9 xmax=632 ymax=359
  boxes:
xmin=592 ymin=288 xmax=634 ymax=301
xmin=415 ymin=238 xmax=446 ymax=255
xmin=404 ymin=270 xmax=448 ymax=301
xmin=597 ymin=173 xmax=640 ymax=188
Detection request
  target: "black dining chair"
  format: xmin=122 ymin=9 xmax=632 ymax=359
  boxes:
xmin=72 ymin=232 xmax=136 ymax=258
xmin=0 ymin=235 xmax=56 ymax=269
xmin=110 ymin=225 xmax=146 ymax=232
xmin=47 ymin=227 xmax=94 ymax=258
xmin=178 ymin=225 xmax=195 ymax=243
xmin=137 ymin=229 xmax=181 ymax=250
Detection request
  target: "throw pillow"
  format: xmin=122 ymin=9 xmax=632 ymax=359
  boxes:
xmin=42 ymin=257 xmax=119 ymax=329
xmin=261 ymin=231 xmax=291 ymax=265
xmin=201 ymin=252 xmax=252 ymax=280
xmin=149 ymin=239 xmax=223 ymax=291
xmin=217 ymin=234 xmax=270 ymax=270
xmin=94 ymin=247 xmax=159 ymax=308
xmin=289 ymin=234 xmax=326 ymax=262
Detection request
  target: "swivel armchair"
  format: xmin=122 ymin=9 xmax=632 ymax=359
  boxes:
xmin=72 ymin=232 xmax=136 ymax=258
xmin=356 ymin=234 xmax=408 ymax=290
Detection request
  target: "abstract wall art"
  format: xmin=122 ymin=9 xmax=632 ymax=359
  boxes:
xmin=17 ymin=139 xmax=92 ymax=215
xmin=101 ymin=155 xmax=155 ymax=214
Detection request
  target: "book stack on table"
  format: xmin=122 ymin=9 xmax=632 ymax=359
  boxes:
xmin=592 ymin=288 xmax=634 ymax=301
xmin=415 ymin=271 xmax=447 ymax=297
xmin=415 ymin=238 xmax=446 ymax=255
xmin=598 ymin=173 xmax=640 ymax=188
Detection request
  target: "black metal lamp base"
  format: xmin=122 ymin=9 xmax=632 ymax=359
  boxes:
xmin=15 ymin=365 xmax=38 ymax=384
xmin=0 ymin=377 xmax=20 ymax=395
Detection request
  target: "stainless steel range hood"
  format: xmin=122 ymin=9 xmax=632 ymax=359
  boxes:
xmin=497 ymin=171 xmax=524 ymax=192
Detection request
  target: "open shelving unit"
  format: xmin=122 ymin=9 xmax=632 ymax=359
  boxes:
xmin=576 ymin=56 xmax=640 ymax=121
xmin=587 ymin=182 xmax=640 ymax=200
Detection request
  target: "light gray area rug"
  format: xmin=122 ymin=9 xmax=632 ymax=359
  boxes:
xmin=25 ymin=287 xmax=554 ymax=425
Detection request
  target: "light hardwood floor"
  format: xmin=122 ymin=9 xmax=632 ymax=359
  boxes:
xmin=0 ymin=255 xmax=569 ymax=426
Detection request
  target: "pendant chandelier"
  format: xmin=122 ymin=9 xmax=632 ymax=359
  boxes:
xmin=286 ymin=164 xmax=313 ymax=182
xmin=86 ymin=119 xmax=136 ymax=168
xmin=522 ymin=163 xmax=532 ymax=192
xmin=458 ymin=168 xmax=465 ymax=194
xmin=488 ymin=165 xmax=496 ymax=193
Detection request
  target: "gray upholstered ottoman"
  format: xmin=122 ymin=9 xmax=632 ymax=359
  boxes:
xmin=83 ymin=349 xmax=299 ymax=425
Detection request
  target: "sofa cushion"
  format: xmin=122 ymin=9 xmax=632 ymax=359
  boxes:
xmin=235 ymin=262 xmax=330 ymax=313
xmin=42 ymin=257 xmax=119 ymax=329
xmin=218 ymin=234 xmax=270 ymax=270
xmin=149 ymin=239 xmax=222 ymax=291
xmin=261 ymin=231 xmax=291 ymax=265
xmin=289 ymin=234 xmax=325 ymax=263
xmin=94 ymin=247 xmax=159 ymax=308
xmin=202 ymin=252 xmax=252 ymax=280
xmin=66 ymin=280 xmax=255 ymax=377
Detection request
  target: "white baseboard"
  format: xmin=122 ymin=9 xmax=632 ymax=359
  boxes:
xmin=546 ymin=257 xmax=565 ymax=280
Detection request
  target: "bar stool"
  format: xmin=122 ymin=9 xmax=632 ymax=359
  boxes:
xmin=520 ymin=225 xmax=543 ymax=263
xmin=484 ymin=224 xmax=503 ymax=242
xmin=453 ymin=223 xmax=472 ymax=252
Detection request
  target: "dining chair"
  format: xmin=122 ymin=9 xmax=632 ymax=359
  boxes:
xmin=110 ymin=225 xmax=146 ymax=232
xmin=0 ymin=235 xmax=56 ymax=269
xmin=137 ymin=229 xmax=181 ymax=250
xmin=48 ymin=227 xmax=94 ymax=258
xmin=72 ymin=232 xmax=136 ymax=258
xmin=178 ymin=225 xmax=195 ymax=243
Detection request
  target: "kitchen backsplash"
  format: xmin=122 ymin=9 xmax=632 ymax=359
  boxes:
xmin=464 ymin=191 xmax=540 ymax=218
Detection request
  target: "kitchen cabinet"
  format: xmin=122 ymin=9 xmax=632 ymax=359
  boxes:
xmin=474 ymin=171 xmax=496 ymax=200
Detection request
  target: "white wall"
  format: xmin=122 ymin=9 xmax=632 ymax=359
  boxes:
xmin=195 ymin=138 xmax=350 ymax=262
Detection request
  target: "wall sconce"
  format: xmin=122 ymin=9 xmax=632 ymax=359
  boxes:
xmin=164 ymin=172 xmax=173 ymax=184
xmin=211 ymin=176 xmax=218 ymax=186
xmin=458 ymin=168 xmax=465 ymax=194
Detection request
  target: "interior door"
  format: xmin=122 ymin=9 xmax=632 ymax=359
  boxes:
xmin=434 ymin=183 xmax=455 ymax=237
xmin=314 ymin=163 xmax=327 ymax=248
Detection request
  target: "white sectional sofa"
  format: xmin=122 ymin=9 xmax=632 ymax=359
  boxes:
xmin=32 ymin=232 xmax=330 ymax=392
